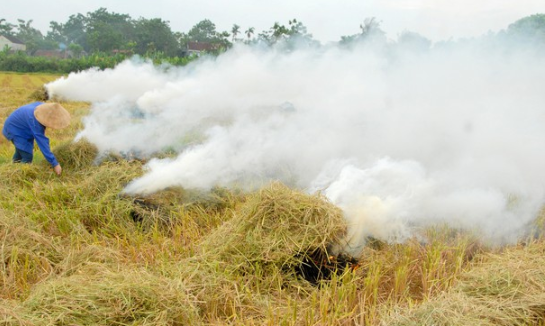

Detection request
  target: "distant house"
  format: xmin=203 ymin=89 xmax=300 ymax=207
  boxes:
xmin=112 ymin=49 xmax=133 ymax=55
xmin=0 ymin=34 xmax=26 ymax=51
xmin=185 ymin=41 xmax=220 ymax=56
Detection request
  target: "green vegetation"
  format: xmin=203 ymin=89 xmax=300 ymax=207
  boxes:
xmin=0 ymin=49 xmax=196 ymax=74
xmin=2 ymin=11 xmax=545 ymax=74
xmin=1 ymin=8 xmax=313 ymax=61
xmin=0 ymin=8 xmax=321 ymax=73
xmin=506 ymin=13 xmax=545 ymax=41
xmin=1 ymin=73 xmax=545 ymax=325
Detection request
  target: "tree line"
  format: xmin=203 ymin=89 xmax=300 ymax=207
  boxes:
xmin=0 ymin=8 xmax=322 ymax=57
xmin=0 ymin=9 xmax=543 ymax=73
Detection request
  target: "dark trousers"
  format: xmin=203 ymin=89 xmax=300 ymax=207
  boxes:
xmin=13 ymin=147 xmax=33 ymax=163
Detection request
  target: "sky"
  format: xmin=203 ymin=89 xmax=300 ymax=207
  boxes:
xmin=3 ymin=0 xmax=544 ymax=43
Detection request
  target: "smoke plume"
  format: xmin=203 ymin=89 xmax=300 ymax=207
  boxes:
xmin=46 ymin=38 xmax=545 ymax=254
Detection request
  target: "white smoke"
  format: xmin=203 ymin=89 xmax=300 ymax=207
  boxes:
xmin=46 ymin=39 xmax=545 ymax=253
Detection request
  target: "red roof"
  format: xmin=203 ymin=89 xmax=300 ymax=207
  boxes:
xmin=187 ymin=41 xmax=218 ymax=51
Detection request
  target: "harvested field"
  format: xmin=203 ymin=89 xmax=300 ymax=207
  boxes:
xmin=1 ymin=72 xmax=545 ymax=326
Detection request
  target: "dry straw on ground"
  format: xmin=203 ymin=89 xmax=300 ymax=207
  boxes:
xmin=380 ymin=242 xmax=545 ymax=326
xmin=0 ymin=210 xmax=62 ymax=300
xmin=3 ymin=73 xmax=545 ymax=325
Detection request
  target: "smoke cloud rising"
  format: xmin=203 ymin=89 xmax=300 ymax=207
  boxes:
xmin=47 ymin=39 xmax=545 ymax=254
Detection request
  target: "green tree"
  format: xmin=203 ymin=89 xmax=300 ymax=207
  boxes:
xmin=68 ymin=42 xmax=84 ymax=57
xmin=359 ymin=17 xmax=384 ymax=37
xmin=85 ymin=8 xmax=133 ymax=53
xmin=340 ymin=17 xmax=386 ymax=47
xmin=186 ymin=19 xmax=231 ymax=49
xmin=506 ymin=13 xmax=545 ymax=44
xmin=187 ymin=19 xmax=218 ymax=42
xmin=132 ymin=18 xmax=179 ymax=56
xmin=174 ymin=31 xmax=189 ymax=49
xmin=286 ymin=19 xmax=317 ymax=47
xmin=218 ymin=31 xmax=231 ymax=46
xmin=231 ymin=24 xmax=240 ymax=42
xmin=0 ymin=18 xmax=15 ymax=36
xmin=63 ymin=14 xmax=88 ymax=50
xmin=15 ymin=19 xmax=46 ymax=53
xmin=397 ymin=31 xmax=431 ymax=52
xmin=256 ymin=22 xmax=287 ymax=45
xmin=257 ymin=19 xmax=316 ymax=48
xmin=46 ymin=21 xmax=66 ymax=45
xmin=245 ymin=27 xmax=255 ymax=42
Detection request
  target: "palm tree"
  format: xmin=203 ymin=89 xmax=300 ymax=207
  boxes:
xmin=231 ymin=24 xmax=240 ymax=42
xmin=245 ymin=27 xmax=255 ymax=41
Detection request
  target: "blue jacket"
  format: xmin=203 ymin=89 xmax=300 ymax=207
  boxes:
xmin=2 ymin=102 xmax=59 ymax=167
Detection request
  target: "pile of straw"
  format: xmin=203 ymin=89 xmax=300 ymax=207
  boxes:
xmin=19 ymin=268 xmax=200 ymax=325
xmin=51 ymin=139 xmax=99 ymax=170
xmin=199 ymin=182 xmax=347 ymax=273
xmin=27 ymin=86 xmax=48 ymax=101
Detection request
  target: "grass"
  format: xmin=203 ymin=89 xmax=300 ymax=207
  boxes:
xmin=380 ymin=241 xmax=545 ymax=326
xmin=1 ymin=72 xmax=544 ymax=325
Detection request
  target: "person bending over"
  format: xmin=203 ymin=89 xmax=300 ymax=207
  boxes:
xmin=2 ymin=102 xmax=70 ymax=175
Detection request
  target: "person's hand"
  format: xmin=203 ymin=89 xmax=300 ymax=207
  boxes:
xmin=53 ymin=164 xmax=62 ymax=175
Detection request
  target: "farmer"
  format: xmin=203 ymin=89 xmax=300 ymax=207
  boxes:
xmin=2 ymin=102 xmax=70 ymax=175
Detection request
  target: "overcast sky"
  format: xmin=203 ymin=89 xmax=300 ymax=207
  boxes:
xmin=3 ymin=0 xmax=544 ymax=43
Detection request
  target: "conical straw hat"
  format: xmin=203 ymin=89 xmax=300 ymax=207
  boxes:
xmin=34 ymin=103 xmax=71 ymax=129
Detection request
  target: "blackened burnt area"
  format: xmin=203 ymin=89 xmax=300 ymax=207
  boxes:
xmin=294 ymin=248 xmax=359 ymax=285
xmin=129 ymin=198 xmax=160 ymax=223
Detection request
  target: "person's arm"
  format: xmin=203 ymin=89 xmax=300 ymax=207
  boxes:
xmin=30 ymin=120 xmax=61 ymax=173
